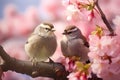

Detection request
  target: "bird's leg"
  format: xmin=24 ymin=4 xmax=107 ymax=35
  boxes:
xmin=30 ymin=57 xmax=38 ymax=66
xmin=30 ymin=57 xmax=40 ymax=76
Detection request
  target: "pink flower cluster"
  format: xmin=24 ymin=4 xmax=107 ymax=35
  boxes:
xmin=67 ymin=71 xmax=87 ymax=80
xmin=88 ymin=27 xmax=120 ymax=80
xmin=63 ymin=0 xmax=96 ymax=22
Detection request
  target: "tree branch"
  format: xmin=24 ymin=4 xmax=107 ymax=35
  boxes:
xmin=95 ymin=0 xmax=114 ymax=35
xmin=0 ymin=45 xmax=69 ymax=80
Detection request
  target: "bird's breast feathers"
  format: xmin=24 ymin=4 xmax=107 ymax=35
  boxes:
xmin=62 ymin=35 xmax=68 ymax=43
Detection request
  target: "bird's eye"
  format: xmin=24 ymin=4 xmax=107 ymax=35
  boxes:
xmin=45 ymin=28 xmax=51 ymax=32
xmin=45 ymin=28 xmax=49 ymax=30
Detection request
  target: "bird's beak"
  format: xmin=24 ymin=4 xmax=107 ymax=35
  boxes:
xmin=62 ymin=30 xmax=67 ymax=35
xmin=51 ymin=29 xmax=55 ymax=32
xmin=62 ymin=32 xmax=66 ymax=35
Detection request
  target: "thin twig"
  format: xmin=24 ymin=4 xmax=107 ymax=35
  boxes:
xmin=95 ymin=0 xmax=114 ymax=35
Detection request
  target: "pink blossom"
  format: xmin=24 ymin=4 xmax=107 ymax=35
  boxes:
xmin=65 ymin=58 xmax=77 ymax=72
xmin=67 ymin=72 xmax=79 ymax=80
xmin=88 ymin=28 xmax=120 ymax=80
xmin=113 ymin=15 xmax=120 ymax=26
xmin=67 ymin=71 xmax=87 ymax=80
xmin=87 ymin=10 xmax=95 ymax=21
xmin=66 ymin=4 xmax=81 ymax=22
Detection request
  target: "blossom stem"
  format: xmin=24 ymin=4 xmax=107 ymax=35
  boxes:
xmin=95 ymin=0 xmax=114 ymax=35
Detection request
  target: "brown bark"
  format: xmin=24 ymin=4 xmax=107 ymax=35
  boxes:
xmin=0 ymin=45 xmax=69 ymax=80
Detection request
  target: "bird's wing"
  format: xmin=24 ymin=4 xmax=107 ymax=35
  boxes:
xmin=82 ymin=37 xmax=89 ymax=47
xmin=68 ymin=39 xmax=89 ymax=61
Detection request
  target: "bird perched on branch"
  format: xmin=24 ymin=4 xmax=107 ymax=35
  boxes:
xmin=61 ymin=25 xmax=89 ymax=62
xmin=25 ymin=23 xmax=57 ymax=63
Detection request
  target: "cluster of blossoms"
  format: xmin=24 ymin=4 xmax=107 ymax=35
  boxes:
xmin=63 ymin=0 xmax=95 ymax=22
xmin=88 ymin=26 xmax=120 ymax=80
xmin=67 ymin=60 xmax=90 ymax=80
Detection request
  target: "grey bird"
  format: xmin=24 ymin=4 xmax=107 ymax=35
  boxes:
xmin=61 ymin=25 xmax=89 ymax=62
xmin=25 ymin=23 xmax=57 ymax=62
